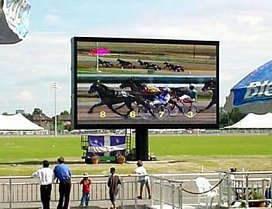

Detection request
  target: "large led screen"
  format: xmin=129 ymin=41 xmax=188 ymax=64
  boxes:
xmin=71 ymin=37 xmax=219 ymax=129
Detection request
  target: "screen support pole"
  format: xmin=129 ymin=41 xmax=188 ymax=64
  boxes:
xmin=135 ymin=127 xmax=149 ymax=160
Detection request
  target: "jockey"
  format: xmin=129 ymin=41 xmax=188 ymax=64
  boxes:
xmin=180 ymin=85 xmax=198 ymax=103
xmin=150 ymin=87 xmax=171 ymax=106
xmin=143 ymin=85 xmax=160 ymax=94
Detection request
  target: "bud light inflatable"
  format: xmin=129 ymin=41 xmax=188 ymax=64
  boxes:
xmin=224 ymin=60 xmax=272 ymax=114
xmin=0 ymin=0 xmax=31 ymax=44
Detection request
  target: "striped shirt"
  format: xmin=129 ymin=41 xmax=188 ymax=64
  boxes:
xmin=32 ymin=167 xmax=54 ymax=185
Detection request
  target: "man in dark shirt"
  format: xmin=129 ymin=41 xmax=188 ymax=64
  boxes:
xmin=54 ymin=157 xmax=72 ymax=209
xmin=107 ymin=167 xmax=121 ymax=209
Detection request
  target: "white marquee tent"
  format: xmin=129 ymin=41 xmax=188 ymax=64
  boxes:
xmin=225 ymin=113 xmax=272 ymax=129
xmin=0 ymin=113 xmax=44 ymax=131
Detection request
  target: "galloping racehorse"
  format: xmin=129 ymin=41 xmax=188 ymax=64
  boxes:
xmin=117 ymin=58 xmax=134 ymax=68
xmin=200 ymin=80 xmax=217 ymax=111
xmin=98 ymin=59 xmax=113 ymax=67
xmin=87 ymin=82 xmax=135 ymax=117
xmin=119 ymin=78 xmax=172 ymax=119
xmin=163 ymin=62 xmax=184 ymax=72
xmin=119 ymin=77 xmax=143 ymax=92
xmin=138 ymin=60 xmax=161 ymax=70
xmin=119 ymin=78 xmax=159 ymax=102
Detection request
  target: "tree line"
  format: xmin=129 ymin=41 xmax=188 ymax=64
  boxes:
xmin=2 ymin=107 xmax=246 ymax=130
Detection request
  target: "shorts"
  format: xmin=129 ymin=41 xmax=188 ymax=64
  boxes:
xmin=139 ymin=179 xmax=149 ymax=187
xmin=109 ymin=193 xmax=117 ymax=203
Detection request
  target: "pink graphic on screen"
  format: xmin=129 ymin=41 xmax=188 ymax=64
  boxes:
xmin=89 ymin=48 xmax=111 ymax=56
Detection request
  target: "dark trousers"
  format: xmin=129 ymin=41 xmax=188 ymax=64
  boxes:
xmin=57 ymin=179 xmax=71 ymax=209
xmin=40 ymin=184 xmax=52 ymax=209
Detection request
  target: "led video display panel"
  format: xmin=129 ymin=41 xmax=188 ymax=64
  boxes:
xmin=71 ymin=37 xmax=219 ymax=129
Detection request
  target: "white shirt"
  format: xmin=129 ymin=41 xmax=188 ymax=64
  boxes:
xmin=32 ymin=167 xmax=54 ymax=185
xmin=134 ymin=166 xmax=149 ymax=181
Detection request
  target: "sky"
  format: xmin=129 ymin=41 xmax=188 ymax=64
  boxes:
xmin=0 ymin=0 xmax=271 ymax=117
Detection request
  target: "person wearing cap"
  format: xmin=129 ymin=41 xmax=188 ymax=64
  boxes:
xmin=188 ymin=85 xmax=198 ymax=100
xmin=180 ymin=84 xmax=198 ymax=103
xmin=32 ymin=160 xmax=54 ymax=209
xmin=79 ymin=173 xmax=92 ymax=207
xmin=134 ymin=160 xmax=151 ymax=199
xmin=54 ymin=157 xmax=72 ymax=209
xmin=150 ymin=87 xmax=171 ymax=107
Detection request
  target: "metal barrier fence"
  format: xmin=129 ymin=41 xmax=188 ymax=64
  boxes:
xmin=219 ymin=171 xmax=272 ymax=208
xmin=150 ymin=171 xmax=272 ymax=209
xmin=150 ymin=176 xmax=183 ymax=208
xmin=150 ymin=173 xmax=220 ymax=209
xmin=1 ymin=171 xmax=272 ymax=209
xmin=0 ymin=175 xmax=150 ymax=209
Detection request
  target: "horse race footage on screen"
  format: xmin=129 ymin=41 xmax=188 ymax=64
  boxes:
xmin=71 ymin=37 xmax=219 ymax=129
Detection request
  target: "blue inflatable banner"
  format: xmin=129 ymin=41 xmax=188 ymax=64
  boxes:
xmin=233 ymin=60 xmax=272 ymax=106
xmin=225 ymin=60 xmax=272 ymax=114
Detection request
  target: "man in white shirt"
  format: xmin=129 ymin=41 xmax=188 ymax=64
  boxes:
xmin=32 ymin=160 xmax=54 ymax=209
xmin=134 ymin=160 xmax=151 ymax=199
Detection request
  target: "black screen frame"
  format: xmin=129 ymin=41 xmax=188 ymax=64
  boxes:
xmin=71 ymin=36 xmax=219 ymax=129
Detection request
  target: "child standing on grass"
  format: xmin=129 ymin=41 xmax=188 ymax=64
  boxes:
xmin=79 ymin=173 xmax=92 ymax=207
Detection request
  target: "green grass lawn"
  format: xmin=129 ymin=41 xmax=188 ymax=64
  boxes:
xmin=0 ymin=136 xmax=82 ymax=163
xmin=1 ymin=135 xmax=272 ymax=162
xmin=0 ymin=134 xmax=272 ymax=176
xmin=149 ymin=135 xmax=272 ymax=155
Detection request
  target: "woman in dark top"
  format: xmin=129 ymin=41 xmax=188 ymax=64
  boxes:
xmin=107 ymin=167 xmax=121 ymax=209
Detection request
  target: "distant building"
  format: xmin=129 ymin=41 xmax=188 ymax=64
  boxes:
xmin=32 ymin=113 xmax=52 ymax=130
xmin=16 ymin=109 xmax=25 ymax=115
xmin=55 ymin=114 xmax=72 ymax=131
xmin=2 ymin=109 xmax=72 ymax=132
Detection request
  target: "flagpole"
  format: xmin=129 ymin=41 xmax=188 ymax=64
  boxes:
xmin=51 ymin=81 xmax=59 ymax=137
xmin=96 ymin=42 xmax=99 ymax=72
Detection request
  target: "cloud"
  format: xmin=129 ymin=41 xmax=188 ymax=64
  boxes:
xmin=44 ymin=14 xmax=61 ymax=25
xmin=231 ymin=14 xmax=264 ymax=26
xmin=14 ymin=91 xmax=33 ymax=102
xmin=0 ymin=32 xmax=71 ymax=116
